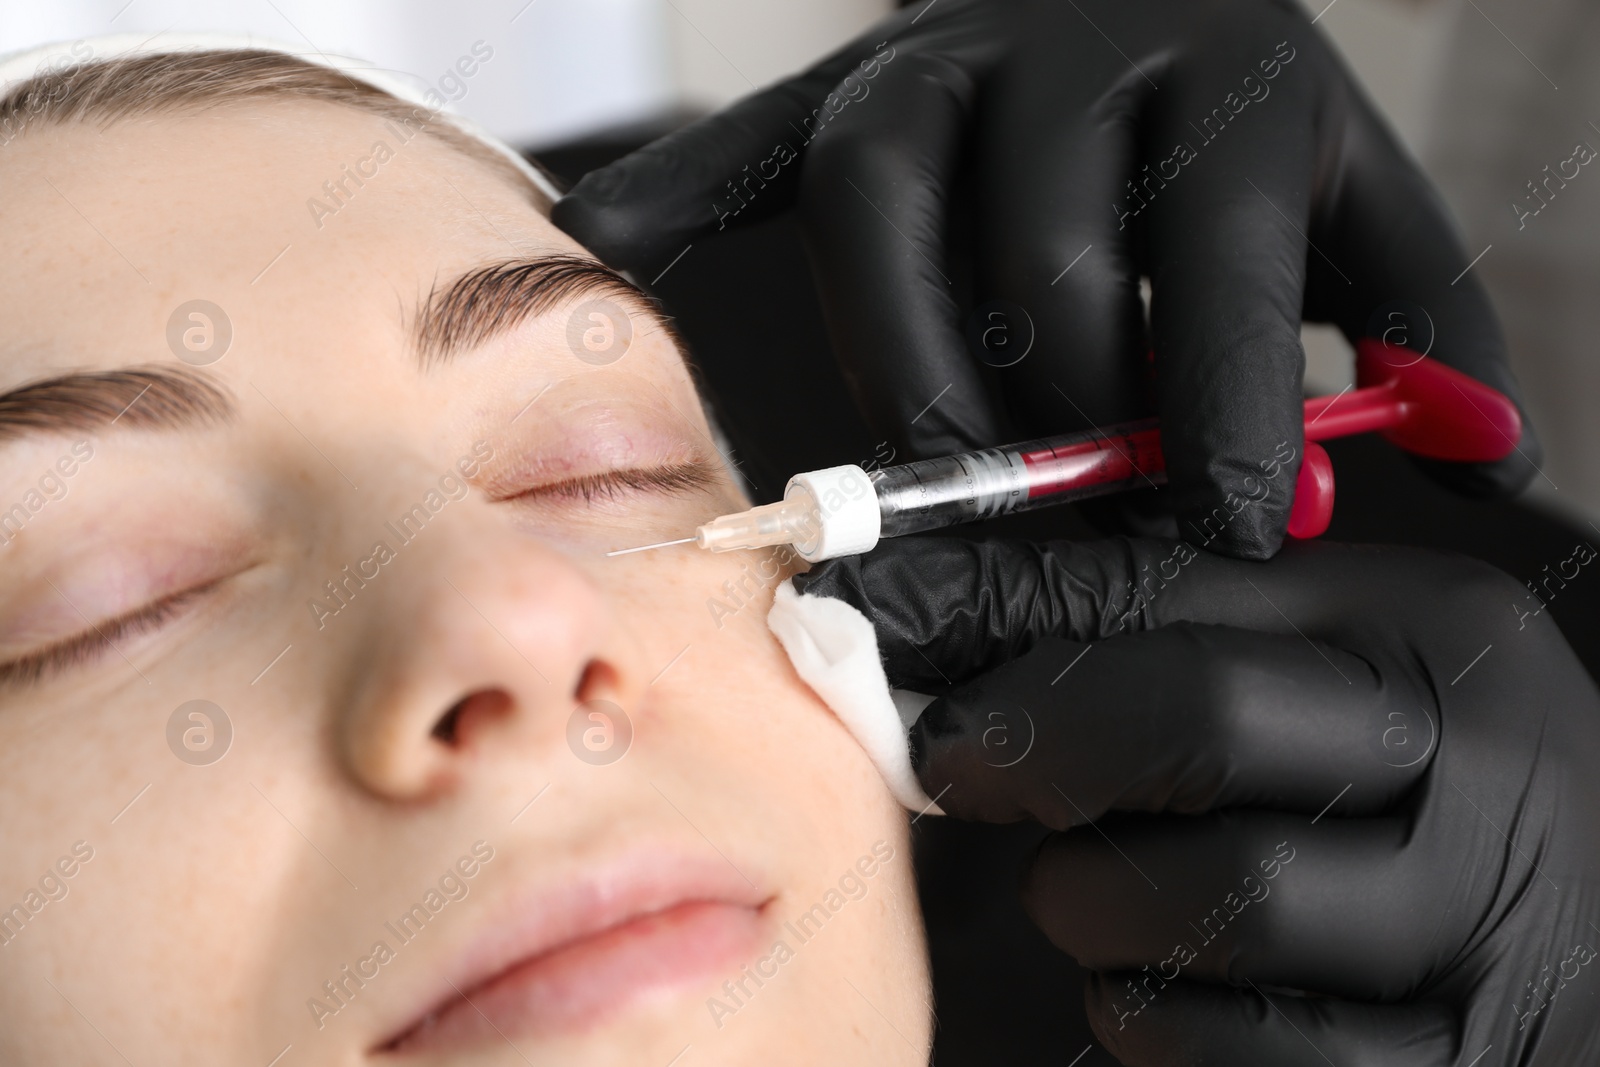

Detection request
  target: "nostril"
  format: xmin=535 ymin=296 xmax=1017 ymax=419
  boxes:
xmin=574 ymin=660 xmax=616 ymax=705
xmin=431 ymin=699 xmax=466 ymax=744
xmin=432 ymin=688 xmax=512 ymax=746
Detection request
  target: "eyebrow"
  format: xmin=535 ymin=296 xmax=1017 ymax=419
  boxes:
xmin=0 ymin=365 xmax=234 ymax=448
xmin=0 ymin=257 xmax=651 ymax=448
xmin=412 ymin=253 xmax=661 ymax=369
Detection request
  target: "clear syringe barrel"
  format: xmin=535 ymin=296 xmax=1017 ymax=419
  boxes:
xmin=870 ymin=417 xmax=1166 ymax=538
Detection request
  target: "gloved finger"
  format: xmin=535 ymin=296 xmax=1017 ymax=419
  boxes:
xmin=1139 ymin=25 xmax=1323 ymax=559
xmin=972 ymin=30 xmax=1151 ymax=439
xmin=549 ymin=70 xmax=853 ymax=271
xmin=792 ymin=536 xmax=1314 ymax=687
xmin=797 ymin=48 xmax=1004 ymax=458
xmin=1023 ymin=810 xmax=1436 ymax=1000
xmin=793 ymin=536 xmax=1160 ymax=686
xmin=1084 ymin=973 xmax=1457 ymax=1067
xmin=1310 ymin=89 xmax=1543 ymax=497
xmin=910 ymin=623 xmax=1433 ymax=828
xmin=549 ymin=10 xmax=922 ymax=270
xmin=551 ymin=0 xmax=1003 ymax=274
xmin=794 ymin=537 xmax=1489 ymax=690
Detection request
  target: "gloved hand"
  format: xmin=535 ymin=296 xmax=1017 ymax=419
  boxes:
xmin=797 ymin=537 xmax=1600 ymax=1064
xmin=553 ymin=0 xmax=1542 ymax=560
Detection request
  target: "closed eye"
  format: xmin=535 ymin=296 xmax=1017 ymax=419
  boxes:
xmin=0 ymin=464 xmax=723 ymax=687
xmin=492 ymin=462 xmax=722 ymax=506
xmin=0 ymin=580 xmax=222 ymax=690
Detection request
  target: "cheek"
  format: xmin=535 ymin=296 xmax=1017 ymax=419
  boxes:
xmin=689 ymin=607 xmax=897 ymax=831
xmin=666 ymin=636 xmax=928 ymax=1046
xmin=615 ymin=544 xmax=883 ymax=775
xmin=641 ymin=621 xmax=929 ymax=1052
xmin=601 ymin=542 xmax=799 ymax=649
xmin=599 ymin=543 xmax=902 ymax=853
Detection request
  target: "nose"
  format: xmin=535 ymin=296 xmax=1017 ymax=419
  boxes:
xmin=335 ymin=509 xmax=648 ymax=801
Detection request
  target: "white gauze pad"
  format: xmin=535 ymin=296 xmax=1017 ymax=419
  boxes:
xmin=767 ymin=580 xmax=943 ymax=815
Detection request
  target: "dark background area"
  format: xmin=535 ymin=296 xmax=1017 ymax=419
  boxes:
xmin=535 ymin=135 xmax=1600 ymax=1066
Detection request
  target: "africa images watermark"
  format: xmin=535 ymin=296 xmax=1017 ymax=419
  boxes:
xmin=711 ymin=42 xmax=899 ymax=230
xmin=1514 ymin=539 xmax=1596 ymax=630
xmin=0 ymin=439 xmax=94 ymax=548
xmin=0 ymin=39 xmax=95 ymax=150
xmin=1510 ymin=132 xmax=1597 ymax=231
xmin=0 ymin=840 xmax=95 ymax=949
xmin=1105 ymin=840 xmax=1298 ymax=1030
xmin=1515 ymin=938 xmax=1597 ymax=1032
xmin=705 ymin=840 xmax=897 ymax=1029
xmin=566 ymin=699 xmax=633 ymax=766
xmin=166 ymin=699 xmax=233 ymax=766
xmin=1112 ymin=440 xmax=1298 ymax=632
xmin=1114 ymin=40 xmax=1299 ymax=230
xmin=306 ymin=840 xmax=496 ymax=1030
xmin=308 ymin=442 xmax=494 ymax=630
xmin=306 ymin=41 xmax=496 ymax=230
xmin=705 ymin=442 xmax=896 ymax=630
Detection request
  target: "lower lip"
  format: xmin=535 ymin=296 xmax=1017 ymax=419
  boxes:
xmin=388 ymin=901 xmax=765 ymax=1053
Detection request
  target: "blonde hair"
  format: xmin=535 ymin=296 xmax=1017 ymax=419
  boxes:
xmin=0 ymin=48 xmax=555 ymax=212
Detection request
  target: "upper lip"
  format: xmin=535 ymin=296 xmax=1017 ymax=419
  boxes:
xmin=372 ymin=845 xmax=774 ymax=1052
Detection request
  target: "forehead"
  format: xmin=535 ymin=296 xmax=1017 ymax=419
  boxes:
xmin=0 ymin=98 xmax=579 ymax=391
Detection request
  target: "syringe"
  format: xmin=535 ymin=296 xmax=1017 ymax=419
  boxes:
xmin=665 ymin=419 xmax=1166 ymax=563
xmin=608 ymin=342 xmax=1523 ymax=564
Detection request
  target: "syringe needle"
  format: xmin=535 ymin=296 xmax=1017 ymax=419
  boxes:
xmin=606 ymin=536 xmax=696 ymax=557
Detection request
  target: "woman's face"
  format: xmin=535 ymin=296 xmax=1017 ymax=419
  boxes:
xmin=0 ymin=95 xmax=928 ymax=1064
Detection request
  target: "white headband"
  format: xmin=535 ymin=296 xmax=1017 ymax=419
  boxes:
xmin=0 ymin=32 xmax=565 ymax=206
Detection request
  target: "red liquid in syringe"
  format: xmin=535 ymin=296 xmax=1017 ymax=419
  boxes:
xmin=868 ymin=418 xmax=1168 ymax=538
xmin=1017 ymin=418 xmax=1167 ymax=498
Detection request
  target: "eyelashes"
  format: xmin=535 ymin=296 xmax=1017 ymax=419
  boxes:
xmin=0 ymin=463 xmax=722 ymax=689
xmin=495 ymin=462 xmax=721 ymax=506
xmin=0 ymin=582 xmax=216 ymax=690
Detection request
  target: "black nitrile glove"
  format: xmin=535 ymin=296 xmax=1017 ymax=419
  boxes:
xmin=553 ymin=0 xmax=1542 ymax=560
xmin=796 ymin=537 xmax=1600 ymax=1064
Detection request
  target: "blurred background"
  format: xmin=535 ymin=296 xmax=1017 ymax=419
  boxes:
xmin=0 ymin=0 xmax=897 ymax=149
xmin=4 ymin=5 xmax=1596 ymax=1063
